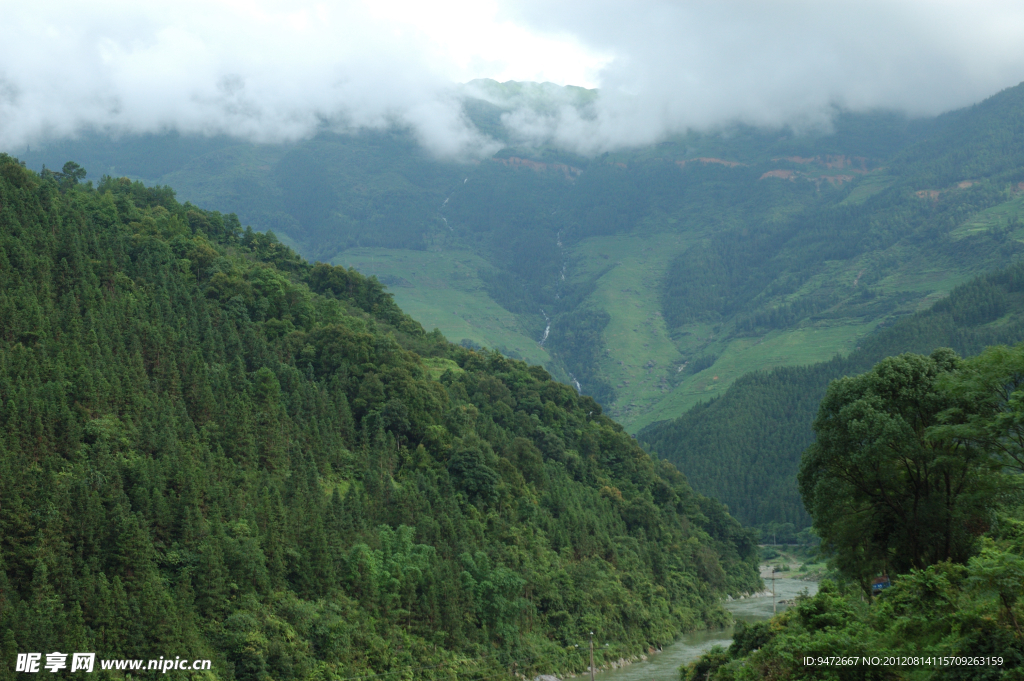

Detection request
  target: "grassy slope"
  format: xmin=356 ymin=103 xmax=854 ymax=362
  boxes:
xmin=564 ymin=230 xmax=876 ymax=429
xmin=568 ymin=233 xmax=693 ymax=425
xmin=950 ymin=184 xmax=1024 ymax=238
xmin=200 ymin=153 xmax=1024 ymax=432
xmin=330 ymin=247 xmax=556 ymax=370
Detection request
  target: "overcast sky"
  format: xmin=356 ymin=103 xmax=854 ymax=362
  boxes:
xmin=3 ymin=0 xmax=1024 ymax=157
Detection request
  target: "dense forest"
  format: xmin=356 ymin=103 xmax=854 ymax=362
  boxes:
xmin=0 ymin=156 xmax=762 ymax=681
xmin=683 ymin=345 xmax=1024 ymax=679
xmin=641 ymin=262 xmax=1024 ymax=530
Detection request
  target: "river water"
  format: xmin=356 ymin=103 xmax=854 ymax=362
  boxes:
xmin=590 ymin=578 xmax=818 ymax=681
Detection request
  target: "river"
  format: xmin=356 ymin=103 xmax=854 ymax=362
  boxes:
xmin=589 ymin=578 xmax=818 ymax=681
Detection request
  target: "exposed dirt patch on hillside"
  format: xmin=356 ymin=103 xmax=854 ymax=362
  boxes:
xmin=916 ymin=181 xmax=980 ymax=201
xmin=492 ymin=156 xmax=582 ymax=180
xmin=773 ymin=155 xmax=870 ymax=173
xmin=760 ymin=169 xmax=796 ymax=180
xmin=820 ymin=175 xmax=855 ymax=186
xmin=677 ymin=157 xmax=746 ymax=168
xmin=824 ymin=155 xmax=868 ymax=172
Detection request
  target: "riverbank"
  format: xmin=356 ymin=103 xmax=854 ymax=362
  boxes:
xmin=579 ymin=578 xmax=818 ymax=681
xmin=759 ymin=545 xmax=826 ymax=582
xmin=725 ymin=588 xmax=772 ymax=600
xmin=559 ymin=650 xmax=654 ymax=679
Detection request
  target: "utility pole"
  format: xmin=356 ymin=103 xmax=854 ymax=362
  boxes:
xmin=590 ymin=632 xmax=595 ymax=681
xmin=772 ymin=568 xmax=777 ymax=615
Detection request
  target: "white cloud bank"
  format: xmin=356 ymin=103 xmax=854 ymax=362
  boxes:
xmin=501 ymin=0 xmax=1024 ymax=153
xmin=2 ymin=0 xmax=1024 ymax=157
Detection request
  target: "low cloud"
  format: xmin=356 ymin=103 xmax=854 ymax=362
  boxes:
xmin=498 ymin=0 xmax=1024 ymax=153
xmin=2 ymin=1 xmax=1024 ymax=158
xmin=0 ymin=1 xmax=502 ymax=158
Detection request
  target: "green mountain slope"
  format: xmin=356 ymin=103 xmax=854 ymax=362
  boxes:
xmin=639 ymin=262 xmax=1024 ymax=529
xmin=0 ymin=157 xmax=760 ymax=681
xmin=15 ymin=81 xmax=1024 ymax=434
xmin=683 ymin=342 xmax=1024 ymax=679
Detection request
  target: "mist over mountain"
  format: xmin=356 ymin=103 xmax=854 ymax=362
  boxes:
xmin=4 ymin=1 xmax=1024 ymax=159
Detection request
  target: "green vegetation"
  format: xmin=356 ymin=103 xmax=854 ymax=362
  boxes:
xmin=683 ymin=345 xmax=1024 ymax=680
xmin=801 ymin=349 xmax=998 ymax=591
xmin=684 ymin=566 xmax=1024 ymax=680
xmin=641 ymin=262 xmax=1024 ymax=529
xmin=330 ymin=247 xmax=556 ymax=371
xmin=757 ymin=545 xmax=825 ymax=581
xmin=23 ymin=84 xmax=1022 ymax=430
xmin=0 ymin=157 xmax=762 ymax=681
xmin=18 ymin=80 xmax=1024 ymax=542
xmin=11 ymin=78 xmax=1024 ymax=681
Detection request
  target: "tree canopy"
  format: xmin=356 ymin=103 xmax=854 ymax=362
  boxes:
xmin=0 ymin=156 xmax=760 ymax=681
xmin=799 ymin=349 xmax=1002 ymax=593
xmin=685 ymin=345 xmax=1024 ymax=679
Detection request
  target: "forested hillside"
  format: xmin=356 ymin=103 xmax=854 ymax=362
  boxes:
xmin=640 ymin=262 xmax=1024 ymax=529
xmin=23 ymin=83 xmax=1024 ymax=433
xmin=683 ymin=345 xmax=1024 ymax=679
xmin=0 ymin=156 xmax=761 ymax=681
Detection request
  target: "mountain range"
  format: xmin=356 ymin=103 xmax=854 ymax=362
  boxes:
xmin=16 ymin=78 xmax=1024 ymax=532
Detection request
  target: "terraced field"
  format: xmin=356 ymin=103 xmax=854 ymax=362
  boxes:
xmin=950 ymin=185 xmax=1024 ymax=239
